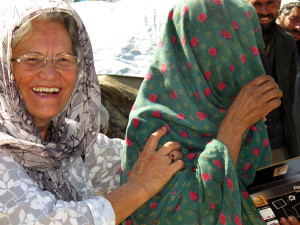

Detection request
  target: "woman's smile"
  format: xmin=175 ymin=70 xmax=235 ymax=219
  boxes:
xmin=32 ymin=87 xmax=60 ymax=96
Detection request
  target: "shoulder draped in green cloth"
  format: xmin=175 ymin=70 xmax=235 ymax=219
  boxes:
xmin=121 ymin=0 xmax=271 ymax=224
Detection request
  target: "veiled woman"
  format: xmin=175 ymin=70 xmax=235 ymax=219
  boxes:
xmin=121 ymin=0 xmax=283 ymax=224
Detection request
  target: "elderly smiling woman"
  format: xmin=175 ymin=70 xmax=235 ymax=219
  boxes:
xmin=11 ymin=13 xmax=79 ymax=141
xmin=0 ymin=0 xmax=184 ymax=224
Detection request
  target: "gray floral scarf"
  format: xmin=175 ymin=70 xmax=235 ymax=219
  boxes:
xmin=0 ymin=0 xmax=101 ymax=201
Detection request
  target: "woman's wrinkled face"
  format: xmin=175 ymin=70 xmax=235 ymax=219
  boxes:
xmin=12 ymin=19 xmax=77 ymax=127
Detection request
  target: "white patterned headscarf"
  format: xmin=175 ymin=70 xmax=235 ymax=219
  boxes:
xmin=0 ymin=0 xmax=101 ymax=201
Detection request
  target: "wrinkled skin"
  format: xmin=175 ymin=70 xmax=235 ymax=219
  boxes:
xmin=217 ymin=74 xmax=283 ymax=163
xmin=105 ymin=126 xmax=185 ymax=224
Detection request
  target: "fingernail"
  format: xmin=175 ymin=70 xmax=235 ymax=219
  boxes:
xmin=281 ymin=217 xmax=287 ymax=223
xmin=288 ymin=216 xmax=294 ymax=222
xmin=163 ymin=124 xmax=170 ymax=132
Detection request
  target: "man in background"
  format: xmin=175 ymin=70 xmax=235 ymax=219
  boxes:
xmin=278 ymin=0 xmax=300 ymax=46
xmin=247 ymin=0 xmax=299 ymax=163
xmin=277 ymin=0 xmax=300 ymax=154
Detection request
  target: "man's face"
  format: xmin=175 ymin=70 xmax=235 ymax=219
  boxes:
xmin=248 ymin=0 xmax=281 ymax=31
xmin=279 ymin=6 xmax=300 ymax=41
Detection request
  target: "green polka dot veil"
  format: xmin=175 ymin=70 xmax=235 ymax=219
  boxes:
xmin=121 ymin=0 xmax=270 ymax=224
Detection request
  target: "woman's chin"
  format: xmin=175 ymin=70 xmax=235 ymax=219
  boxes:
xmin=29 ymin=109 xmax=61 ymax=125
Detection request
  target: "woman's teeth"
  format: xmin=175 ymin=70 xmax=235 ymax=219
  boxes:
xmin=32 ymin=87 xmax=59 ymax=95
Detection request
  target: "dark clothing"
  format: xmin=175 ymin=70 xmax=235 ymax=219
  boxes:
xmin=261 ymin=33 xmax=287 ymax=150
xmin=265 ymin=109 xmax=287 ymax=149
xmin=260 ymin=24 xmax=299 ymax=158
xmin=292 ymin=41 xmax=300 ymax=153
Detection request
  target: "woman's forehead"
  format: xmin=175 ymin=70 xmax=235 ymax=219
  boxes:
xmin=13 ymin=20 xmax=73 ymax=55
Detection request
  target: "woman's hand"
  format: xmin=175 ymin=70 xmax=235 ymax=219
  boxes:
xmin=127 ymin=125 xmax=184 ymax=198
xmin=278 ymin=216 xmax=300 ymax=225
xmin=217 ymin=74 xmax=283 ymax=163
xmin=225 ymin=74 xmax=282 ymax=131
xmin=105 ymin=126 xmax=184 ymax=224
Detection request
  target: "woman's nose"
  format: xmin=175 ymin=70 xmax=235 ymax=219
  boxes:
xmin=40 ymin=59 xmax=58 ymax=78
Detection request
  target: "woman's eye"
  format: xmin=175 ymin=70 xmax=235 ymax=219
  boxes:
xmin=25 ymin=57 xmax=39 ymax=62
xmin=57 ymin=57 xmax=70 ymax=62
